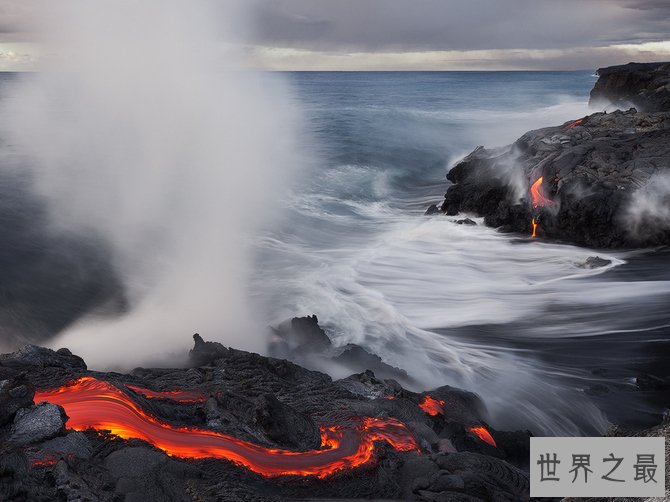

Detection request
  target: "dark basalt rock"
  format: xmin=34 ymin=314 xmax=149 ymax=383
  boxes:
xmin=590 ymin=62 xmax=670 ymax=113
xmin=430 ymin=63 xmax=670 ymax=248
xmin=104 ymin=446 xmax=196 ymax=501
xmin=0 ymin=344 xmax=86 ymax=370
xmin=425 ymin=452 xmax=529 ymax=501
xmin=456 ymin=218 xmax=477 ymax=225
xmin=189 ymin=332 xmax=229 ymax=366
xmin=402 ymin=452 xmax=529 ymax=501
xmin=425 ymin=204 xmax=441 ymax=216
xmin=578 ymin=256 xmax=612 ymax=269
xmin=333 ymin=344 xmax=410 ymax=382
xmin=0 ymin=335 xmax=533 ymax=501
xmin=275 ymin=314 xmax=332 ymax=352
xmin=39 ymin=431 xmax=93 ymax=459
xmin=9 ymin=402 xmax=67 ymax=445
xmin=254 ymin=393 xmax=321 ymax=450
xmin=432 ymin=107 xmax=670 ymax=248
xmin=0 ymin=371 xmax=35 ymax=426
xmin=336 ymin=369 xmax=402 ymax=399
xmin=270 ymin=315 xmax=413 ymax=385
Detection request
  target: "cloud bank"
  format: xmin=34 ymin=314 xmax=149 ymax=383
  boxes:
xmin=0 ymin=2 xmax=669 ymax=74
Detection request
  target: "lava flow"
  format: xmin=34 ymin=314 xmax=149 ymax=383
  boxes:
xmin=34 ymin=377 xmax=419 ymax=478
xmin=419 ymin=395 xmax=445 ymax=416
xmin=530 ymin=177 xmax=553 ymax=208
xmin=126 ymin=384 xmax=207 ymax=403
xmin=469 ymin=426 xmax=497 ymax=447
xmin=530 ymin=176 xmax=554 ymax=238
xmin=564 ymin=118 xmax=584 ymax=130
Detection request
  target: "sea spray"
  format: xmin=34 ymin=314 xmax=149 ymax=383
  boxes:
xmin=0 ymin=0 xmax=303 ymax=367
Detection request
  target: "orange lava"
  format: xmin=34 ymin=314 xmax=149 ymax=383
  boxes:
xmin=469 ymin=426 xmax=497 ymax=447
xmin=530 ymin=177 xmax=553 ymax=208
xmin=31 ymin=456 xmax=60 ymax=468
xmin=383 ymin=395 xmax=396 ymax=400
xmin=126 ymin=384 xmax=206 ymax=403
xmin=531 ymin=218 xmax=538 ymax=238
xmin=564 ymin=119 xmax=584 ymax=130
xmin=419 ymin=395 xmax=445 ymax=416
xmin=34 ymin=377 xmax=419 ymax=478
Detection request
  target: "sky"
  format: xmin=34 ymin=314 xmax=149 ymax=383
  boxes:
xmin=0 ymin=0 xmax=669 ymax=71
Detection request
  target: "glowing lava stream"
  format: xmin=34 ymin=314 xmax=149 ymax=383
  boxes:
xmin=564 ymin=118 xmax=584 ymax=130
xmin=469 ymin=426 xmax=497 ymax=447
xmin=419 ymin=395 xmax=445 ymax=416
xmin=34 ymin=377 xmax=419 ymax=478
xmin=530 ymin=177 xmax=555 ymax=238
xmin=530 ymin=177 xmax=553 ymax=209
xmin=126 ymin=384 xmax=207 ymax=403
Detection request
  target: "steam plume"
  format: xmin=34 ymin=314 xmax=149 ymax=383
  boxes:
xmin=625 ymin=173 xmax=670 ymax=239
xmin=0 ymin=0 xmax=301 ymax=367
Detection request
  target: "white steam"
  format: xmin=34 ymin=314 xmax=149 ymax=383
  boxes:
xmin=626 ymin=173 xmax=670 ymax=238
xmin=0 ymin=1 xmax=301 ymax=367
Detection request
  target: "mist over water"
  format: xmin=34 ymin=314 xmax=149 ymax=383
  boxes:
xmin=0 ymin=1 xmax=302 ymax=366
xmin=252 ymin=72 xmax=670 ymax=435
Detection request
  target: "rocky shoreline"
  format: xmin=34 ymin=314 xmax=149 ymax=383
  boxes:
xmin=1 ymin=331 xmax=532 ymax=501
xmin=427 ymin=62 xmax=670 ymax=249
xmin=3 ymin=64 xmax=670 ymax=502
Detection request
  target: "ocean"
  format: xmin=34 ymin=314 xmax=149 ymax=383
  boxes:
xmin=1 ymin=71 xmax=669 ymax=437
xmin=251 ymin=71 xmax=670 ymax=436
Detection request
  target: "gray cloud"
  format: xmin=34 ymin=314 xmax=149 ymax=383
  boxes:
xmin=250 ymin=0 xmax=669 ymax=52
xmin=0 ymin=0 xmax=668 ymax=69
xmin=0 ymin=0 xmax=38 ymax=43
xmin=624 ymin=0 xmax=670 ymax=11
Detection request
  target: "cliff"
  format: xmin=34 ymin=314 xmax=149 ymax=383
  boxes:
xmin=429 ymin=63 xmax=670 ymax=248
xmin=590 ymin=62 xmax=670 ymax=113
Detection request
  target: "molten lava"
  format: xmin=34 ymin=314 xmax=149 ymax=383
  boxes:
xmin=530 ymin=177 xmax=553 ymax=208
xmin=419 ymin=395 xmax=445 ymax=416
xmin=126 ymin=384 xmax=206 ymax=403
xmin=34 ymin=377 xmax=419 ymax=478
xmin=564 ymin=119 xmax=584 ymax=130
xmin=31 ymin=455 xmax=61 ymax=468
xmin=469 ymin=426 xmax=497 ymax=447
xmin=530 ymin=177 xmax=554 ymax=238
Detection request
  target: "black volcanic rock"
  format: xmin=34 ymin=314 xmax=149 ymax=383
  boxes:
xmin=430 ymin=63 xmax=670 ymax=248
xmin=271 ymin=315 xmax=414 ymax=385
xmin=434 ymin=107 xmax=670 ymax=248
xmin=40 ymin=431 xmax=93 ymax=460
xmin=333 ymin=344 xmax=410 ymax=382
xmin=412 ymin=452 xmax=530 ymax=501
xmin=578 ymin=256 xmax=612 ymax=269
xmin=336 ymin=369 xmax=402 ymax=399
xmin=189 ymin=332 xmax=229 ymax=365
xmin=254 ymin=393 xmax=321 ymax=450
xmin=425 ymin=204 xmax=441 ymax=216
xmin=9 ymin=402 xmax=67 ymax=445
xmin=456 ymin=218 xmax=477 ymax=225
xmin=275 ymin=315 xmax=332 ymax=352
xmin=0 ymin=344 xmax=87 ymax=370
xmin=590 ymin=62 xmax=670 ymax=113
xmin=0 ymin=336 xmax=532 ymax=501
xmin=0 ymin=371 xmax=35 ymax=426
